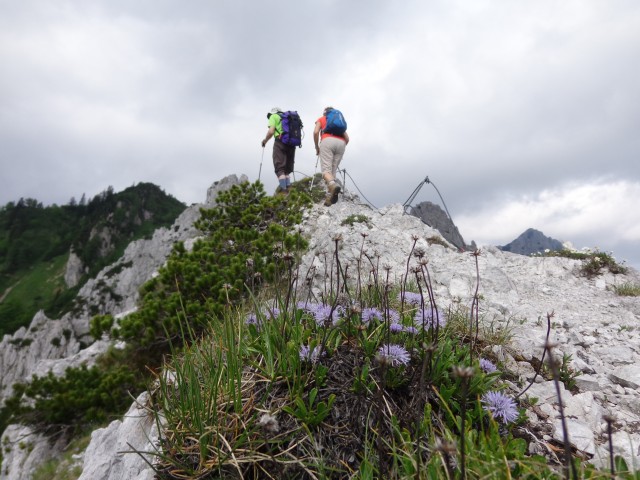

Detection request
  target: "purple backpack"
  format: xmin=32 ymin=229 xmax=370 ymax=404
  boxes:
xmin=278 ymin=111 xmax=303 ymax=147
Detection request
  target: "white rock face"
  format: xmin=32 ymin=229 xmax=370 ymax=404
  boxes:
xmin=0 ymin=425 xmax=70 ymax=480
xmin=0 ymin=311 xmax=81 ymax=398
xmin=2 ymin=178 xmax=639 ymax=477
xmin=76 ymin=392 xmax=158 ymax=480
xmin=64 ymin=248 xmax=85 ymax=288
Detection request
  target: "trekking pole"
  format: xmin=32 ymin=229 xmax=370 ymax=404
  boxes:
xmin=309 ymin=155 xmax=320 ymax=190
xmin=258 ymin=147 xmax=265 ymax=182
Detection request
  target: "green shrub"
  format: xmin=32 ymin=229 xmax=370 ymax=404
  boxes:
xmin=341 ymin=214 xmax=371 ymax=227
xmin=426 ymin=235 xmax=449 ymax=248
xmin=4 ymin=361 xmax=143 ymax=435
xmin=109 ymin=181 xmax=310 ymax=354
xmin=539 ymin=248 xmax=627 ymax=277
xmin=580 ymin=251 xmax=627 ymax=277
xmin=290 ymin=174 xmax=327 ymax=203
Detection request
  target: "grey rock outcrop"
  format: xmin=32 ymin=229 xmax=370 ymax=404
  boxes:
xmin=64 ymin=248 xmax=85 ymax=288
xmin=77 ymin=392 xmax=157 ymax=480
xmin=409 ymin=200 xmax=472 ymax=250
xmin=206 ymin=174 xmax=248 ymax=204
xmin=0 ymin=425 xmax=71 ymax=480
xmin=0 ymin=311 xmax=81 ymax=398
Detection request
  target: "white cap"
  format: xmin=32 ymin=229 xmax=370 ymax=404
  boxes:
xmin=270 ymin=107 xmax=281 ymax=114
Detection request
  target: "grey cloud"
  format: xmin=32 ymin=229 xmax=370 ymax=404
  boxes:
xmin=1 ymin=1 xmax=639 ymax=269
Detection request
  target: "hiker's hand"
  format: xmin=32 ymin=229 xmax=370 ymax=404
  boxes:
xmin=315 ymin=146 xmax=320 ymax=155
xmin=261 ymin=139 xmax=267 ymax=147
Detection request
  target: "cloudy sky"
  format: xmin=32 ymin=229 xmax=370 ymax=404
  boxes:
xmin=1 ymin=1 xmax=639 ymax=268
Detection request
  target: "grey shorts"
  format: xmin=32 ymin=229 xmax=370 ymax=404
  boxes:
xmin=319 ymin=136 xmax=346 ymax=176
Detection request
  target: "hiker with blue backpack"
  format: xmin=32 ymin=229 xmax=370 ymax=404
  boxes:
xmin=261 ymin=107 xmax=303 ymax=194
xmin=313 ymin=107 xmax=349 ymax=206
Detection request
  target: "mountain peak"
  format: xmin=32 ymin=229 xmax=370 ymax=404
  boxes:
xmin=499 ymin=228 xmax=563 ymax=255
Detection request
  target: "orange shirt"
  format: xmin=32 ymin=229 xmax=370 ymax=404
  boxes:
xmin=316 ymin=116 xmax=346 ymax=141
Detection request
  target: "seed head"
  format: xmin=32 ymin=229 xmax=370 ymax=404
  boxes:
xmin=452 ymin=366 xmax=475 ymax=379
xmin=258 ymin=413 xmax=280 ymax=434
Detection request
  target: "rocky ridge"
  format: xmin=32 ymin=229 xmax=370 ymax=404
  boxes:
xmin=2 ymin=176 xmax=639 ymax=479
xmin=297 ymin=195 xmax=640 ymax=469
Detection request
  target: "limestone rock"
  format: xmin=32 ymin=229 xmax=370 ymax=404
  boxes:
xmin=591 ymin=431 xmax=640 ymax=471
xmin=0 ymin=425 xmax=68 ymax=480
xmin=608 ymin=365 xmax=640 ymax=390
xmin=77 ymin=392 xmax=157 ymax=480
xmin=409 ymin=200 xmax=471 ymax=250
xmin=552 ymin=418 xmax=596 ymax=455
xmin=206 ymin=174 xmax=248 ymax=204
xmin=574 ymin=374 xmax=603 ymax=392
xmin=64 ymin=248 xmax=85 ymax=288
xmin=0 ymin=311 xmax=81 ymax=398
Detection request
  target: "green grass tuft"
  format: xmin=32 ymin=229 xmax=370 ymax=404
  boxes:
xmin=341 ymin=214 xmax=371 ymax=227
xmin=613 ymin=282 xmax=640 ymax=296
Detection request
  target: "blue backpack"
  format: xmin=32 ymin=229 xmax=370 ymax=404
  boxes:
xmin=278 ymin=111 xmax=303 ymax=147
xmin=323 ymin=109 xmax=347 ymax=136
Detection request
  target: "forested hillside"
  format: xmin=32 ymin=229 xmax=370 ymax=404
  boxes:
xmin=0 ymin=183 xmax=186 ymax=336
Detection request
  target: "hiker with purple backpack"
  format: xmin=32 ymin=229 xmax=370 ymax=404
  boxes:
xmin=313 ymin=106 xmax=349 ymax=206
xmin=261 ymin=107 xmax=303 ymax=194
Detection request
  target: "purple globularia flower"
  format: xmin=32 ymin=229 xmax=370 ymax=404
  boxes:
xmin=399 ymin=291 xmax=423 ymax=305
xmin=386 ymin=309 xmax=400 ymax=324
xmin=299 ymin=345 xmax=324 ymax=364
xmin=245 ymin=313 xmax=260 ymax=325
xmin=414 ymin=307 xmax=445 ymax=330
xmin=362 ymin=307 xmax=384 ymax=324
xmin=481 ymin=391 xmax=519 ymax=424
xmin=389 ymin=322 xmax=404 ymax=333
xmin=311 ymin=304 xmax=342 ymax=326
xmin=403 ymin=326 xmax=419 ymax=335
xmin=479 ymin=358 xmax=498 ymax=373
xmin=297 ymin=301 xmax=319 ymax=313
xmin=376 ymin=344 xmax=411 ymax=367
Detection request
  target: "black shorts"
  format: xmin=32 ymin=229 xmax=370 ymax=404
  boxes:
xmin=273 ymin=139 xmax=296 ymax=176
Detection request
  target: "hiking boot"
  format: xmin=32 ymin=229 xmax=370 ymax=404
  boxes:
xmin=323 ymin=194 xmax=332 ymax=207
xmin=329 ymin=184 xmax=341 ymax=205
